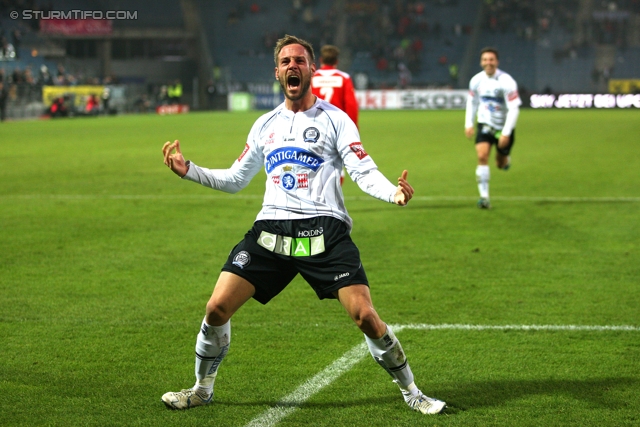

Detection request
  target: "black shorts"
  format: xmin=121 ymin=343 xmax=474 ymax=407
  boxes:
xmin=222 ymin=216 xmax=369 ymax=304
xmin=475 ymin=123 xmax=516 ymax=156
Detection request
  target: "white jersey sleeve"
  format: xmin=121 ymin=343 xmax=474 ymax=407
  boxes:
xmin=500 ymin=73 xmax=521 ymax=136
xmin=465 ymin=74 xmax=481 ymax=129
xmin=182 ymin=120 xmax=264 ymax=193
xmin=334 ymin=116 xmax=396 ymax=203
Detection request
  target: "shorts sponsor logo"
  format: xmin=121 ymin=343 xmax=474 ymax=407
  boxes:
xmin=303 ymin=127 xmax=320 ymax=143
xmin=349 ymin=142 xmax=368 ymax=160
xmin=334 ymin=272 xmax=350 ymax=281
xmin=265 ymin=147 xmax=324 ymax=173
xmin=232 ymin=251 xmax=251 ymax=269
xmin=257 ymin=231 xmax=325 ymax=256
xmin=297 ymin=227 xmax=323 ymax=237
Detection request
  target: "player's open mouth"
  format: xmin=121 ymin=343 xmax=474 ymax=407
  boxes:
xmin=287 ymin=75 xmax=301 ymax=89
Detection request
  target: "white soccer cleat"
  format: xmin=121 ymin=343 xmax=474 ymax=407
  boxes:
xmin=401 ymin=388 xmax=447 ymax=415
xmin=162 ymin=388 xmax=212 ymax=410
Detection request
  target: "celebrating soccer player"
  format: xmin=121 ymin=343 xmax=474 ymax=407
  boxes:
xmin=161 ymin=34 xmax=445 ymax=415
xmin=465 ymin=47 xmax=522 ymax=209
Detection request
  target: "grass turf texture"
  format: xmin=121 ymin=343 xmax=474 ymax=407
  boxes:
xmin=1 ymin=109 xmax=639 ymax=427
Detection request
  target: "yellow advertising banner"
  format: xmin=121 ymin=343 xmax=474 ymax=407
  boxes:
xmin=608 ymin=79 xmax=640 ymax=94
xmin=42 ymin=85 xmax=105 ymax=106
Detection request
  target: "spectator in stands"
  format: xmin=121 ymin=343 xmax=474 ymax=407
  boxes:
xmin=49 ymin=95 xmax=70 ymax=118
xmin=168 ymin=79 xmax=183 ymax=105
xmin=449 ymin=62 xmax=459 ymax=87
xmin=464 ymin=47 xmax=522 ymax=209
xmin=0 ymin=80 xmax=7 ymax=122
xmin=85 ymin=94 xmax=100 ymax=115
xmin=39 ymin=65 xmax=53 ymax=85
xmin=312 ymin=44 xmax=359 ymax=186
xmin=206 ymin=80 xmax=216 ymax=109
xmin=102 ymin=87 xmax=111 ymax=114
xmin=397 ymin=62 xmax=412 ymax=88
xmin=158 ymin=85 xmax=169 ymax=105
xmin=0 ymin=36 xmax=16 ymax=60
xmin=11 ymin=29 xmax=21 ymax=58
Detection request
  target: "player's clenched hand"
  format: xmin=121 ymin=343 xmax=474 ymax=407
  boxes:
xmin=162 ymin=140 xmax=188 ymax=177
xmin=394 ymin=170 xmax=414 ymax=206
xmin=465 ymin=127 xmax=475 ymax=139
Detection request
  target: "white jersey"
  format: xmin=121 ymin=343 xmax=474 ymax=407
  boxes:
xmin=465 ymin=68 xmax=521 ymax=135
xmin=183 ymin=98 xmax=397 ymax=230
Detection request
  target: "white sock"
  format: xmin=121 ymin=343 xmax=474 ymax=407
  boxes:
xmin=365 ymin=325 xmax=415 ymax=390
xmin=476 ymin=165 xmax=490 ymax=199
xmin=194 ymin=318 xmax=230 ymax=394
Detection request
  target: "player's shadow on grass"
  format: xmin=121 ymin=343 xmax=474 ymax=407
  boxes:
xmin=439 ymin=377 xmax=637 ymax=413
xmin=215 ymin=394 xmax=397 ymax=409
xmin=214 ymin=377 xmax=636 ymax=413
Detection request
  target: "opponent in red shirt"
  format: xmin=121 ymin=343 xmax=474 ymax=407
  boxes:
xmin=312 ymin=44 xmax=359 ymax=127
xmin=312 ymin=45 xmax=359 ymax=185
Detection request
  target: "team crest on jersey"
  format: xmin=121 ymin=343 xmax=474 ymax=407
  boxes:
xmin=303 ymin=127 xmax=320 ymax=143
xmin=349 ymin=142 xmax=368 ymax=160
xmin=277 ymin=171 xmax=309 ymax=191
xmin=281 ymin=172 xmax=297 ymax=190
xmin=232 ymin=251 xmax=251 ymax=269
xmin=272 ymin=172 xmax=308 ymax=189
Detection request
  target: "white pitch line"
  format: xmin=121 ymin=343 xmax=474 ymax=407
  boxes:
xmin=393 ymin=323 xmax=640 ymax=332
xmin=244 ymin=342 xmax=368 ymax=427
xmin=245 ymin=323 xmax=640 ymax=427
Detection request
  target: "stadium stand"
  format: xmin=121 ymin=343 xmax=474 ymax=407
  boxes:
xmin=1 ymin=0 xmax=639 ymax=120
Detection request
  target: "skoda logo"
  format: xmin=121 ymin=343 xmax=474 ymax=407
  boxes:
xmin=303 ymin=127 xmax=319 ymax=143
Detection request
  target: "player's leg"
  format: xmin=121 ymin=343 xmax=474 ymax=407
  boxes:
xmin=162 ymin=272 xmax=255 ymax=409
xmin=475 ymin=141 xmax=491 ymax=208
xmin=496 ymin=130 xmax=515 ymax=170
xmin=333 ymin=285 xmax=446 ymax=414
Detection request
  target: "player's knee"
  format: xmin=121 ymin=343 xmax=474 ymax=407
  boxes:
xmin=205 ymin=300 xmax=231 ymax=325
xmin=352 ymin=306 xmax=380 ymax=331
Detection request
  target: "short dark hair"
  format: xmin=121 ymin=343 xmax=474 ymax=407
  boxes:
xmin=274 ymin=34 xmax=315 ymax=65
xmin=320 ymin=45 xmax=340 ymax=66
xmin=480 ymin=47 xmax=499 ymax=60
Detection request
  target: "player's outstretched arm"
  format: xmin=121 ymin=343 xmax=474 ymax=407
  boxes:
xmin=394 ymin=170 xmax=414 ymax=206
xmin=162 ymin=140 xmax=189 ymax=177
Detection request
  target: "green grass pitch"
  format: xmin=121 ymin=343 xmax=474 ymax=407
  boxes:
xmin=1 ymin=108 xmax=639 ymax=426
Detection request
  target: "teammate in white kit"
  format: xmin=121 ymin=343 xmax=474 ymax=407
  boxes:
xmin=161 ymin=35 xmax=446 ymax=415
xmin=465 ymin=47 xmax=521 ymax=209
